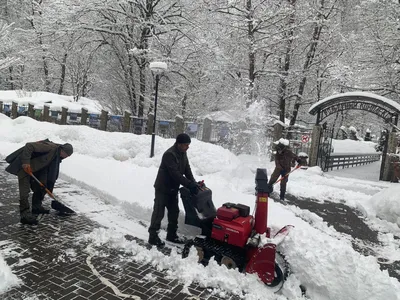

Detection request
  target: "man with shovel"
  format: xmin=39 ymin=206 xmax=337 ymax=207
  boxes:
xmin=268 ymin=138 xmax=303 ymax=201
xmin=5 ymin=139 xmax=73 ymax=225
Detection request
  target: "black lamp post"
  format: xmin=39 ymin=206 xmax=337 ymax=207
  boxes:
xmin=149 ymin=61 xmax=167 ymax=158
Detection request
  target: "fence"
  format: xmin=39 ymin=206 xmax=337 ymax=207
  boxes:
xmin=325 ymin=153 xmax=381 ymax=171
xmin=0 ymin=100 xmax=274 ymax=156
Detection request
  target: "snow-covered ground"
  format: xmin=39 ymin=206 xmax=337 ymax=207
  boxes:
xmin=0 ymin=104 xmax=400 ymax=299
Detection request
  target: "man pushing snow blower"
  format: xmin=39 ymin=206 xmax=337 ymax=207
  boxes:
xmin=5 ymin=139 xmax=74 ymax=225
xmin=148 ymin=133 xmax=202 ymax=247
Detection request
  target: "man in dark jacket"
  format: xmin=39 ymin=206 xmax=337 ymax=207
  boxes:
xmin=5 ymin=139 xmax=73 ymax=225
xmin=148 ymin=133 xmax=199 ymax=247
xmin=268 ymin=139 xmax=301 ymax=201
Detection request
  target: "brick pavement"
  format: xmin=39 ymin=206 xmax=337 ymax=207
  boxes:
xmin=0 ymin=162 xmax=237 ymax=300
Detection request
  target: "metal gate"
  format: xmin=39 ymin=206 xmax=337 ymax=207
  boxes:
xmin=317 ymin=126 xmax=334 ymax=171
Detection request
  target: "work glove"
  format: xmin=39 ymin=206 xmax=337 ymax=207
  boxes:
xmin=188 ymin=181 xmax=199 ymax=195
xmin=22 ymin=164 xmax=32 ymax=174
xmin=197 ymin=180 xmax=205 ymax=189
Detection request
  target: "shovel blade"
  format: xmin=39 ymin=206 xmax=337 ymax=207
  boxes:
xmin=51 ymin=200 xmax=75 ymax=214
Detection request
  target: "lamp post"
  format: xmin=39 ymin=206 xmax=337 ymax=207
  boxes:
xmin=149 ymin=61 xmax=167 ymax=158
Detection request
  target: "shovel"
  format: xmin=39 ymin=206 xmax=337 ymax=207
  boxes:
xmin=29 ymin=172 xmax=75 ymax=214
xmin=274 ymin=164 xmax=301 ymax=185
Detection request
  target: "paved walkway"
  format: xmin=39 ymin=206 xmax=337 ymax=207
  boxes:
xmin=0 ymin=162 xmax=236 ymax=300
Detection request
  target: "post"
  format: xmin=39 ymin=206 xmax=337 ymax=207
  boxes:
xmin=201 ymin=117 xmax=212 ymax=142
xmin=43 ymin=105 xmax=50 ymax=122
xmin=11 ymin=101 xmax=18 ymax=119
xmin=28 ymin=103 xmax=35 ymax=118
xmin=382 ymin=132 xmax=398 ymax=181
xmin=150 ymin=74 xmax=160 ymax=158
xmin=147 ymin=114 xmax=154 ymax=135
xmin=81 ymin=108 xmax=88 ymax=125
xmin=100 ymin=110 xmax=108 ymax=131
xmin=0 ymin=101 xmax=2 ymax=113
xmin=123 ymin=111 xmax=131 ymax=132
xmin=149 ymin=61 xmax=167 ymax=157
xmin=308 ymin=125 xmax=322 ymax=167
xmin=175 ymin=115 xmax=184 ymax=136
xmin=61 ymin=107 xmax=68 ymax=125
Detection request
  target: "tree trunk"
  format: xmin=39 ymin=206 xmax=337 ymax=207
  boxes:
xmin=246 ymin=0 xmax=255 ymax=108
xmin=289 ymin=1 xmax=325 ymax=126
xmin=278 ymin=0 xmax=296 ymax=122
xmin=58 ymin=53 xmax=67 ymax=95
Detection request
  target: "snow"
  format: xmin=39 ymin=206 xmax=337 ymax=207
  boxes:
xmin=0 ymin=90 xmax=102 ymax=113
xmin=332 ymin=139 xmax=377 ymax=154
xmin=367 ymin=184 xmax=400 ymax=226
xmin=0 ymin=253 xmax=20 ymax=293
xmin=1 ymin=93 xmax=400 ymax=299
xmin=274 ymin=138 xmax=290 ymax=146
xmin=308 ymin=91 xmax=400 ymax=113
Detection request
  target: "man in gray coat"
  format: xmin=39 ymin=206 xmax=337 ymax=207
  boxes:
xmin=148 ymin=133 xmax=199 ymax=247
xmin=5 ymin=139 xmax=73 ymax=225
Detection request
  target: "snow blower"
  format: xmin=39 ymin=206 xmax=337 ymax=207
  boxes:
xmin=29 ymin=173 xmax=75 ymax=214
xmin=181 ymin=168 xmax=292 ymax=291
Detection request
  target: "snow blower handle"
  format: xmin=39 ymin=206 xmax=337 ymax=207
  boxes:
xmin=29 ymin=172 xmax=57 ymax=201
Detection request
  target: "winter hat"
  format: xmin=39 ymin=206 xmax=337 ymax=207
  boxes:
xmin=61 ymin=143 xmax=73 ymax=156
xmin=176 ymin=133 xmax=191 ymax=144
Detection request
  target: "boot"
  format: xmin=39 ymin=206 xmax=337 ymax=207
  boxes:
xmin=279 ymin=191 xmax=285 ymax=201
xmin=166 ymin=233 xmax=186 ymax=244
xmin=32 ymin=206 xmax=50 ymax=215
xmin=20 ymin=210 xmax=38 ymax=225
xmin=148 ymin=234 xmax=165 ymax=247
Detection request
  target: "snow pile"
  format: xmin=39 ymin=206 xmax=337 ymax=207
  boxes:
xmin=0 ymin=253 xmax=19 ymax=293
xmin=332 ymin=139 xmax=376 ymax=154
xmin=367 ymin=185 xmax=400 ymax=226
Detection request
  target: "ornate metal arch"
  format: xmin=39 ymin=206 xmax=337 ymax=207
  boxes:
xmin=308 ymin=92 xmax=400 ymax=125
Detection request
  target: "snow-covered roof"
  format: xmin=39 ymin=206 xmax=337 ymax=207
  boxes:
xmin=308 ymin=91 xmax=400 ymax=115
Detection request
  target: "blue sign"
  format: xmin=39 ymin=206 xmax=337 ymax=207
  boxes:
xmin=159 ymin=120 xmax=169 ymax=126
xmin=110 ymin=115 xmax=122 ymax=124
xmin=69 ymin=113 xmax=78 ymax=121
xmin=89 ymin=114 xmax=99 ymax=124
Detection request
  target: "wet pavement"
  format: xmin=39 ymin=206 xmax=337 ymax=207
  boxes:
xmin=0 ymin=162 xmax=237 ymax=300
xmin=279 ymin=193 xmax=400 ymax=281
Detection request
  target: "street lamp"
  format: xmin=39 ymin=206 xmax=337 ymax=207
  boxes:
xmin=149 ymin=61 xmax=167 ymax=158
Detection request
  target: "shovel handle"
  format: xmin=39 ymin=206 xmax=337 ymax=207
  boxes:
xmin=29 ymin=172 xmax=56 ymax=200
xmin=274 ymin=164 xmax=301 ymax=185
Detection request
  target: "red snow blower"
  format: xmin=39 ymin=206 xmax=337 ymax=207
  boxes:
xmin=181 ymin=168 xmax=293 ymax=290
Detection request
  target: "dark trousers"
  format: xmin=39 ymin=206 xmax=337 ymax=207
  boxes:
xmin=18 ymin=170 xmax=47 ymax=213
xmin=148 ymin=190 xmax=179 ymax=236
xmin=269 ymin=168 xmax=289 ymax=199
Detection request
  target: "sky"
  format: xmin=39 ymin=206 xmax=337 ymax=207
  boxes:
xmin=1 ymin=93 xmax=400 ymax=300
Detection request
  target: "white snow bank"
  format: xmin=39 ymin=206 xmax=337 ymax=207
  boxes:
xmin=367 ymin=185 xmax=400 ymax=226
xmin=332 ymin=139 xmax=376 ymax=154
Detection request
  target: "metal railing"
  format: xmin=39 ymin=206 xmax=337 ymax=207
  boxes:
xmin=325 ymin=153 xmax=381 ymax=170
